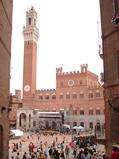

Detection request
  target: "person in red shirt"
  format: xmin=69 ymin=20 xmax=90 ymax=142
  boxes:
xmin=111 ymin=145 xmax=119 ymax=159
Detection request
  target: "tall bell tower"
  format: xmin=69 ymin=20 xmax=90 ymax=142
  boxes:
xmin=23 ymin=6 xmax=39 ymax=99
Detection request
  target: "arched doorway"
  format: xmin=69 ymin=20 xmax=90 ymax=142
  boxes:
xmin=89 ymin=122 xmax=93 ymax=130
xmin=96 ymin=122 xmax=101 ymax=131
xmin=45 ymin=121 xmax=49 ymax=129
xmin=52 ymin=121 xmax=57 ymax=130
xmin=95 ymin=120 xmax=101 ymax=137
xmin=29 ymin=114 xmax=31 ymax=128
xmin=19 ymin=113 xmax=27 ymax=129
xmin=0 ymin=125 xmax=3 ymax=157
xmin=39 ymin=121 xmax=44 ymax=129
xmin=80 ymin=122 xmax=84 ymax=127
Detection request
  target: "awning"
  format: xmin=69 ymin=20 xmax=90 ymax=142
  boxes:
xmin=10 ymin=129 xmax=23 ymax=137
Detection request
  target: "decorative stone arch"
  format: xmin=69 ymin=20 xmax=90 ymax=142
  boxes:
xmin=57 ymin=121 xmax=61 ymax=129
xmin=17 ymin=108 xmax=34 ymax=131
xmin=19 ymin=113 xmax=27 ymax=129
xmin=0 ymin=125 xmax=3 ymax=157
xmin=52 ymin=121 xmax=57 ymax=130
xmin=96 ymin=119 xmax=101 ymax=131
xmin=39 ymin=121 xmax=44 ymax=129
xmin=88 ymin=117 xmax=94 ymax=129
xmin=45 ymin=121 xmax=49 ymax=128
xmin=80 ymin=121 xmax=84 ymax=127
xmin=29 ymin=114 xmax=31 ymax=128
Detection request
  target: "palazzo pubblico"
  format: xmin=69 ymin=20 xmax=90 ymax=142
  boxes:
xmin=9 ymin=7 xmax=105 ymax=133
xmin=2 ymin=1 xmax=119 ymax=158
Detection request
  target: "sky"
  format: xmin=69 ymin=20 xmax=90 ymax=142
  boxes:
xmin=10 ymin=0 xmax=103 ymax=94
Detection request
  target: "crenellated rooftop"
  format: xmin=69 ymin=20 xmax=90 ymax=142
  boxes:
xmin=56 ymin=64 xmax=88 ymax=76
xmin=36 ymin=89 xmax=56 ymax=93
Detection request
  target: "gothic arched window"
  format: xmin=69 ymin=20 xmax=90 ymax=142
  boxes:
xmin=29 ymin=18 xmax=31 ymax=25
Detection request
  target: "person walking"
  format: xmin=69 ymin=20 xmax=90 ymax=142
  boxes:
xmin=65 ymin=145 xmax=70 ymax=159
xmin=22 ymin=152 xmax=27 ymax=159
xmin=81 ymin=148 xmax=91 ymax=159
xmin=60 ymin=149 xmax=65 ymax=159
xmin=15 ymin=152 xmax=20 ymax=159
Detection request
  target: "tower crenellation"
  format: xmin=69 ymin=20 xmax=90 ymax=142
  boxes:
xmin=23 ymin=6 xmax=39 ymax=43
xmin=56 ymin=67 xmax=63 ymax=75
xmin=80 ymin=64 xmax=88 ymax=73
xmin=56 ymin=64 xmax=88 ymax=76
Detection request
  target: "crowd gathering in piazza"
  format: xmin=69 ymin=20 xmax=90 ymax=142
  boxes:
xmin=9 ymin=130 xmax=107 ymax=159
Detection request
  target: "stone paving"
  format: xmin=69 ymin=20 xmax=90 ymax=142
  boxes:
xmin=9 ymin=132 xmax=73 ymax=159
xmin=9 ymin=131 xmax=105 ymax=159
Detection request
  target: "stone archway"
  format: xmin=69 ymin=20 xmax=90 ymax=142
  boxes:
xmin=19 ymin=113 xmax=27 ymax=129
xmin=96 ymin=121 xmax=101 ymax=131
xmin=0 ymin=125 xmax=3 ymax=157
xmin=52 ymin=121 xmax=57 ymax=130
xmin=29 ymin=114 xmax=31 ymax=128
xmin=45 ymin=121 xmax=49 ymax=129
xmin=39 ymin=121 xmax=44 ymax=129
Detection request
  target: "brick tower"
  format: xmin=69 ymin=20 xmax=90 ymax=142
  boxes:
xmin=23 ymin=6 xmax=39 ymax=102
xmin=99 ymin=0 xmax=119 ymax=157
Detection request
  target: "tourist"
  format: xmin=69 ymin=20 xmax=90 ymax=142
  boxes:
xmin=60 ymin=149 xmax=65 ymax=159
xmin=49 ymin=147 xmax=53 ymax=158
xmin=77 ymin=150 xmax=83 ymax=159
xmin=15 ymin=152 xmax=20 ymax=159
xmin=111 ymin=145 xmax=119 ymax=159
xmin=22 ymin=152 xmax=27 ymax=159
xmin=73 ymin=148 xmax=77 ymax=158
xmin=81 ymin=148 xmax=91 ymax=159
xmin=65 ymin=145 xmax=70 ymax=159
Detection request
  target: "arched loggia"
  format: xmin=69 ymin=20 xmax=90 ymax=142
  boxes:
xmin=19 ymin=113 xmax=27 ymax=129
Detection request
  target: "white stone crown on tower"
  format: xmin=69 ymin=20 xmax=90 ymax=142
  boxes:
xmin=23 ymin=6 xmax=39 ymax=43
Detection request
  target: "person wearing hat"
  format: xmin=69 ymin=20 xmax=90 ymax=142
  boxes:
xmin=111 ymin=144 xmax=119 ymax=159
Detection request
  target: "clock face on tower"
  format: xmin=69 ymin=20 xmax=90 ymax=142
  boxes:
xmin=68 ymin=80 xmax=74 ymax=87
xmin=24 ymin=85 xmax=31 ymax=92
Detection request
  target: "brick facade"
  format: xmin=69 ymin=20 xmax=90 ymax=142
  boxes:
xmin=20 ymin=7 xmax=105 ymax=133
xmin=0 ymin=0 xmax=13 ymax=159
xmin=99 ymin=0 xmax=119 ymax=157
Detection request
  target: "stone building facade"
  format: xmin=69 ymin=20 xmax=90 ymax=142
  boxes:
xmin=15 ymin=7 xmax=105 ymax=133
xmin=17 ymin=63 xmax=105 ymax=132
xmin=0 ymin=0 xmax=13 ymax=159
xmin=17 ymin=108 xmax=62 ymax=131
xmin=9 ymin=90 xmax=22 ymax=128
xmin=99 ymin=0 xmax=119 ymax=157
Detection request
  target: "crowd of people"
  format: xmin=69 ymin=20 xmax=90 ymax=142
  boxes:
xmin=9 ymin=131 xmax=106 ymax=159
